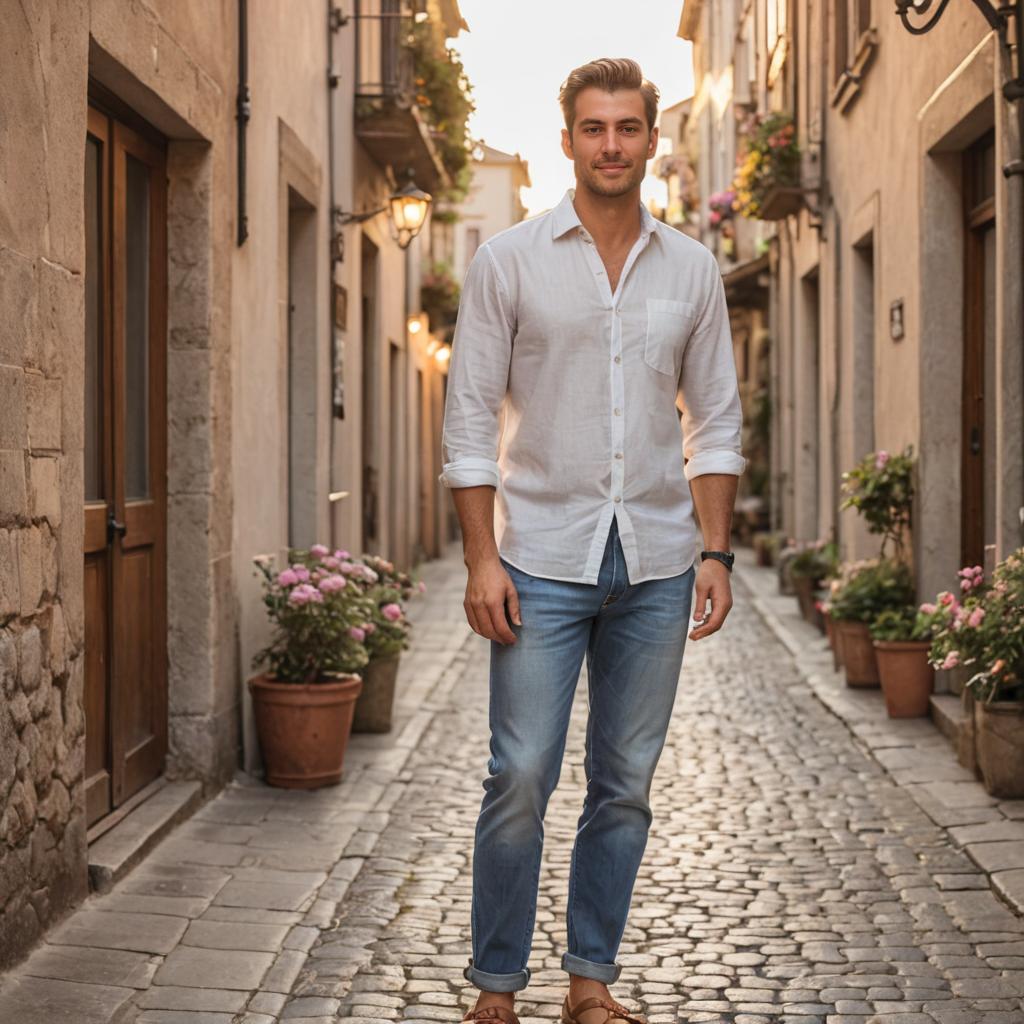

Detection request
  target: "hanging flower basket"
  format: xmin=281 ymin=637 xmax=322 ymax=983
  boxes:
xmin=758 ymin=185 xmax=805 ymax=221
xmin=731 ymin=112 xmax=801 ymax=221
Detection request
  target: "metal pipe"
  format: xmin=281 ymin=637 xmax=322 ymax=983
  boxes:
xmin=236 ymin=0 xmax=250 ymax=246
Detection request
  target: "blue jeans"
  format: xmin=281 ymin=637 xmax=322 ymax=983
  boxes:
xmin=464 ymin=516 xmax=696 ymax=992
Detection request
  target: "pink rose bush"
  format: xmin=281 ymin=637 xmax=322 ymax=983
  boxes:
xmin=926 ymin=548 xmax=1024 ymax=703
xmin=252 ymin=545 xmax=429 ymax=679
xmin=252 ymin=551 xmax=376 ymax=682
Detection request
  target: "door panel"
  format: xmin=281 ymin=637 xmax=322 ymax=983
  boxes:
xmin=84 ymin=103 xmax=168 ymax=826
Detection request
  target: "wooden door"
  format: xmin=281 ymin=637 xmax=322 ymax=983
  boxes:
xmin=84 ymin=104 xmax=168 ymax=827
xmin=962 ymin=131 xmax=996 ymax=570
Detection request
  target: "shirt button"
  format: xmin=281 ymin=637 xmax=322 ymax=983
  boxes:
xmin=615 ymin=453 xmax=623 ymax=459
xmin=613 ymin=407 xmax=621 ymax=416
xmin=614 ymin=496 xmax=622 ymax=503
xmin=614 ymin=355 xmax=621 ymax=363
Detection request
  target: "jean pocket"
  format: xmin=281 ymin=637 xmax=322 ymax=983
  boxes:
xmin=644 ymin=298 xmax=695 ymax=377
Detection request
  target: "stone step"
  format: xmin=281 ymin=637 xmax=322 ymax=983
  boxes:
xmin=88 ymin=781 xmax=204 ymax=893
xmin=930 ymin=692 xmax=981 ymax=777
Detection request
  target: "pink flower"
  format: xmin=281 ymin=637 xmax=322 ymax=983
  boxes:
xmin=321 ymin=556 xmax=340 ymax=570
xmin=348 ymin=626 xmax=366 ymax=642
xmin=360 ymin=566 xmax=379 ymax=583
xmin=919 ymin=602 xmax=937 ymax=615
xmin=292 ymin=565 xmax=311 ymax=583
xmin=318 ymin=574 xmax=347 ymax=593
xmin=339 ymin=561 xmax=357 ymax=575
xmin=365 ymin=622 xmax=377 ymax=634
xmin=874 ymin=450 xmax=890 ymax=469
xmin=381 ymin=603 xmax=402 ymax=622
xmin=967 ymin=607 xmax=985 ymax=628
xmin=310 ymin=544 xmax=329 ymax=558
xmin=417 ymin=580 xmax=427 ymax=593
xmin=288 ymin=583 xmax=323 ymax=606
xmin=277 ymin=568 xmax=300 ymax=587
xmin=939 ymin=592 xmax=955 ymax=607
xmin=334 ymin=549 xmax=351 ymax=560
xmin=941 ymin=651 xmax=960 ymax=670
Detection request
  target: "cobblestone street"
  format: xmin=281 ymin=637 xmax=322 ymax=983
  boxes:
xmin=1 ymin=550 xmax=1023 ymax=1024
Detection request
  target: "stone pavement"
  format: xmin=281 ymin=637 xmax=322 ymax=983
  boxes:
xmin=1 ymin=546 xmax=1023 ymax=1024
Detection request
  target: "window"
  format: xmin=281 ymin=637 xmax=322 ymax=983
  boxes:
xmin=834 ymin=3 xmax=849 ymax=84
xmin=857 ymin=0 xmax=872 ymax=36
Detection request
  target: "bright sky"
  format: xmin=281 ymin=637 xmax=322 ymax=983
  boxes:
xmin=453 ymin=0 xmax=695 ymax=217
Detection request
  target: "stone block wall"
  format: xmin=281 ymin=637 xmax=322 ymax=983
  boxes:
xmin=0 ymin=269 xmax=89 ymax=968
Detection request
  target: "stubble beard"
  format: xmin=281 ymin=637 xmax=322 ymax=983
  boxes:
xmin=576 ymin=157 xmax=647 ymax=199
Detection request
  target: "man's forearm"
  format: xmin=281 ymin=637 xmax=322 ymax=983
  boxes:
xmin=451 ymin=485 xmax=500 ymax=568
xmin=688 ymin=473 xmax=739 ymax=549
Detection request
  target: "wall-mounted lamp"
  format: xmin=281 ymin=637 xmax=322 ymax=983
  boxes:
xmin=426 ymin=339 xmax=441 ymax=356
xmin=333 ymin=175 xmax=432 ymax=261
xmin=408 ymin=316 xmax=424 ymax=335
xmin=434 ymin=345 xmax=451 ymax=366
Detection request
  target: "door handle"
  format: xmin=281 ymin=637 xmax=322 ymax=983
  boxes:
xmin=107 ymin=513 xmax=127 ymax=544
xmin=970 ymin=426 xmax=981 ymax=456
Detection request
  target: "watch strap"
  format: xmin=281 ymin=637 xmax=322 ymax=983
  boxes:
xmin=700 ymin=549 xmax=735 ymax=572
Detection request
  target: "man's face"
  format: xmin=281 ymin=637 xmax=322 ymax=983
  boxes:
xmin=561 ymin=86 xmax=658 ymax=199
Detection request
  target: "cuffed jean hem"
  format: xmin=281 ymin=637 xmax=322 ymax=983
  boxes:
xmin=463 ymin=959 xmax=532 ymax=992
xmin=561 ymin=952 xmax=622 ymax=983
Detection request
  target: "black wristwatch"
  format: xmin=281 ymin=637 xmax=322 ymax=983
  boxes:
xmin=700 ymin=550 xmax=735 ymax=573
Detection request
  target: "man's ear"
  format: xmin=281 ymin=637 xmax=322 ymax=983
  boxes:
xmin=561 ymin=127 xmax=574 ymax=160
xmin=647 ymin=124 xmax=659 ymax=158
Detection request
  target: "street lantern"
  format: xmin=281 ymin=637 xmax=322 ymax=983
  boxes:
xmin=388 ymin=181 xmax=432 ymax=250
xmin=333 ymin=175 xmax=433 ymax=259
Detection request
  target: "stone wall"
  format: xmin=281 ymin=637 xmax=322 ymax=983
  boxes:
xmin=0 ymin=158 xmax=89 ymax=971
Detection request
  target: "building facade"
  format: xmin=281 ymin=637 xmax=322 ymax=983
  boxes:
xmin=0 ymin=0 xmax=465 ymax=969
xmin=678 ymin=0 xmax=1023 ymax=601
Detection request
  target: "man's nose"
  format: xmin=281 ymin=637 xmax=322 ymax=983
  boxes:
xmin=601 ymin=132 xmax=622 ymax=156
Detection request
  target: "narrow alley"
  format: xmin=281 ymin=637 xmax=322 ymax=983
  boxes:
xmin=1 ymin=551 xmax=1021 ymax=1024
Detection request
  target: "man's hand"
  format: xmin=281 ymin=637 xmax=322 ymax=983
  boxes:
xmin=464 ymin=558 xmax=521 ymax=645
xmin=688 ymin=559 xmax=733 ymax=641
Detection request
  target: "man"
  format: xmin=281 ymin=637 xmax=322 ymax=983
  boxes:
xmin=439 ymin=58 xmax=745 ymax=1024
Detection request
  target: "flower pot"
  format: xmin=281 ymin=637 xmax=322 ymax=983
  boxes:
xmin=753 ymin=533 xmax=773 ymax=567
xmin=352 ymin=653 xmax=401 ymax=733
xmin=792 ymin=575 xmax=817 ymax=623
xmin=758 ymin=185 xmax=804 ymax=221
xmin=974 ymin=699 xmax=1024 ymax=798
xmin=824 ymin=616 xmax=842 ymax=671
xmin=834 ymin=620 xmax=879 ymax=687
xmin=248 ymin=673 xmax=363 ymax=789
xmin=874 ymin=640 xmax=934 ymax=718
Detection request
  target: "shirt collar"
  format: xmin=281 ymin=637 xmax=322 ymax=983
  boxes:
xmin=550 ymin=187 xmax=658 ymax=242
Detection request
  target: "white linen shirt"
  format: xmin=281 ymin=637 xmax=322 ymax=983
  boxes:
xmin=438 ymin=188 xmax=746 ymax=585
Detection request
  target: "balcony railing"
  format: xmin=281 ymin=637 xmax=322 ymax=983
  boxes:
xmin=354 ymin=0 xmax=414 ymax=101
xmin=352 ymin=0 xmax=448 ymax=192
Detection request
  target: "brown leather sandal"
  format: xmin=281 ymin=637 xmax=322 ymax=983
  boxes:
xmin=462 ymin=1006 xmax=521 ymax=1024
xmin=561 ymin=995 xmax=647 ymax=1024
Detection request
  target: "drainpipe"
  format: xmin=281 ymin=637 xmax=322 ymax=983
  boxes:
xmin=328 ymin=1 xmax=342 ymax=536
xmin=236 ymin=0 xmax=250 ymax=246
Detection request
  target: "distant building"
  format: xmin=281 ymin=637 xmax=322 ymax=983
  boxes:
xmin=677 ymin=0 xmax=1024 ymax=606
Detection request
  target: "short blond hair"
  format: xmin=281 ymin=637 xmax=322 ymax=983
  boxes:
xmin=558 ymin=58 xmax=660 ymax=136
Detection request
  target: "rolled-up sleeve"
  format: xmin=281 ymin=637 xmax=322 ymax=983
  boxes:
xmin=678 ymin=256 xmax=747 ymax=481
xmin=438 ymin=244 xmax=514 ymax=490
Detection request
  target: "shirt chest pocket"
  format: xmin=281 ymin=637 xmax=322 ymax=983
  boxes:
xmin=644 ymin=298 xmax=696 ymax=378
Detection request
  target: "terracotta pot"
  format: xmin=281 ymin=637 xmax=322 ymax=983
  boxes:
xmin=974 ymin=700 xmax=1024 ymax=798
xmin=792 ymin=575 xmax=817 ymax=623
xmin=874 ymin=640 xmax=934 ymax=718
xmin=834 ymin=620 xmax=879 ymax=687
xmin=352 ymin=653 xmax=401 ymax=733
xmin=825 ymin=616 xmax=842 ymax=671
xmin=248 ymin=673 xmax=362 ymax=789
